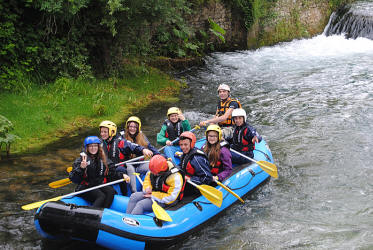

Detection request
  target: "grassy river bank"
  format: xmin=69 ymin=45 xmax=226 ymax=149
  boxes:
xmin=0 ymin=67 xmax=183 ymax=155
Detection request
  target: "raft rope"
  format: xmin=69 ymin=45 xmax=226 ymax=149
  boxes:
xmin=253 ymin=148 xmax=271 ymax=161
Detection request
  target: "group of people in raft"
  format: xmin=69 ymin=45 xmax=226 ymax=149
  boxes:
xmin=69 ymin=84 xmax=262 ymax=215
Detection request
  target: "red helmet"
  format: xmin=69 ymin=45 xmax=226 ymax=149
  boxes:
xmin=179 ymin=131 xmax=196 ymax=148
xmin=149 ymin=155 xmax=168 ymax=175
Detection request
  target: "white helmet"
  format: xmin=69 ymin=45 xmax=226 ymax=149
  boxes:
xmin=232 ymin=108 xmax=247 ymax=122
xmin=217 ymin=84 xmax=230 ymax=92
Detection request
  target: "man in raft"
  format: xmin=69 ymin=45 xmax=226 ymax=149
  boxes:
xmin=199 ymin=84 xmax=242 ymax=139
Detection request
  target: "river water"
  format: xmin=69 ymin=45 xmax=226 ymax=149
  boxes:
xmin=1 ymin=9 xmax=373 ymax=250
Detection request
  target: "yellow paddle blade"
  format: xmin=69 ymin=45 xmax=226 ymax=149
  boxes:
xmin=215 ymin=180 xmax=244 ymax=203
xmin=197 ymin=184 xmax=223 ymax=207
xmin=257 ymin=160 xmax=278 ymax=179
xmin=152 ymin=200 xmax=172 ymax=222
xmin=22 ymin=196 xmax=62 ymax=210
xmin=67 ymin=167 xmax=72 ymax=173
xmin=49 ymin=178 xmax=72 ymax=188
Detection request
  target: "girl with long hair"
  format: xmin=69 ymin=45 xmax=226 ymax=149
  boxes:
xmin=69 ymin=136 xmax=122 ymax=208
xmin=203 ymin=125 xmax=232 ymax=182
xmin=122 ymin=116 xmax=160 ymax=193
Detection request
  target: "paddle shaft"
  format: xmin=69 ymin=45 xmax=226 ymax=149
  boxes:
xmin=230 ymin=148 xmax=260 ymax=165
xmin=22 ymin=178 xmax=125 ymax=210
xmin=214 ymin=180 xmax=244 ymax=203
xmin=59 ymin=178 xmax=124 ymax=199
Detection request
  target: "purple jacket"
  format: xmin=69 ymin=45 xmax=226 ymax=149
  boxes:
xmin=201 ymin=143 xmax=233 ymax=181
xmin=217 ymin=146 xmax=233 ymax=181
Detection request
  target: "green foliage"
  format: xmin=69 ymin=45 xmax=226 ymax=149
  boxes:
xmin=0 ymin=115 xmax=19 ymax=152
xmin=208 ymin=18 xmax=226 ymax=43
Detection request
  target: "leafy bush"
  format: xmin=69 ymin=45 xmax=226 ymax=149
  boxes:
xmin=0 ymin=115 xmax=19 ymax=155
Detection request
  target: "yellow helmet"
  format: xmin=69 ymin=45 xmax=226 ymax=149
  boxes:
xmin=126 ymin=116 xmax=141 ymax=131
xmin=206 ymin=124 xmax=222 ymax=141
xmin=167 ymin=107 xmax=181 ymax=116
xmin=99 ymin=120 xmax=117 ymax=137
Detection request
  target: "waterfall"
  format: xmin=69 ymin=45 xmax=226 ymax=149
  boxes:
xmin=324 ymin=1 xmax=373 ymax=40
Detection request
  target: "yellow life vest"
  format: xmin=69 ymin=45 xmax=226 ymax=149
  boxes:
xmin=216 ymin=97 xmax=242 ymax=127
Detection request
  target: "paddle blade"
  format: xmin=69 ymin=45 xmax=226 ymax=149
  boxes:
xmin=152 ymin=200 xmax=172 ymax=222
xmin=67 ymin=167 xmax=72 ymax=173
xmin=257 ymin=161 xmax=278 ymax=179
xmin=215 ymin=180 xmax=244 ymax=203
xmin=49 ymin=178 xmax=72 ymax=188
xmin=198 ymin=184 xmax=223 ymax=207
xmin=22 ymin=196 xmax=62 ymax=210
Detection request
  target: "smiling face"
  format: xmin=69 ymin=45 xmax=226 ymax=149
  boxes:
xmin=169 ymin=113 xmax=179 ymax=123
xmin=87 ymin=143 xmax=99 ymax=155
xmin=233 ymin=116 xmax=245 ymax=126
xmin=179 ymin=139 xmax=191 ymax=154
xmin=100 ymin=127 xmax=109 ymax=140
xmin=207 ymin=131 xmax=219 ymax=144
xmin=218 ymin=89 xmax=229 ymax=100
xmin=127 ymin=121 xmax=138 ymax=135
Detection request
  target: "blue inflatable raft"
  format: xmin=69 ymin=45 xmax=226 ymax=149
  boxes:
xmin=34 ymin=138 xmax=274 ymax=249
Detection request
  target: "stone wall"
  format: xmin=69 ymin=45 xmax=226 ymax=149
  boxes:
xmin=186 ymin=2 xmax=247 ymax=50
xmin=187 ymin=0 xmax=332 ymax=51
xmin=247 ymin=0 xmax=331 ymax=48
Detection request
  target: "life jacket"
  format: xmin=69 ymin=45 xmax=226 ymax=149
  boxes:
xmin=149 ymin=164 xmax=186 ymax=201
xmin=102 ymin=136 xmax=129 ymax=163
xmin=163 ymin=119 xmax=183 ymax=142
xmin=204 ymin=141 xmax=229 ymax=175
xmin=180 ymin=148 xmax=207 ymax=177
xmin=80 ymin=155 xmax=108 ymax=187
xmin=232 ymin=123 xmax=255 ymax=152
xmin=216 ymin=97 xmax=242 ymax=127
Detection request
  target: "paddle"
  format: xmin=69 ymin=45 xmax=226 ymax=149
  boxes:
xmin=214 ymin=180 xmax=244 ymax=203
xmin=187 ymin=180 xmax=223 ymax=207
xmin=48 ymin=167 xmax=73 ymax=188
xmin=49 ymin=161 xmax=149 ymax=189
xmin=22 ymin=178 xmax=125 ymax=210
xmin=230 ymin=148 xmax=278 ymax=178
xmin=133 ymin=173 xmax=172 ymax=222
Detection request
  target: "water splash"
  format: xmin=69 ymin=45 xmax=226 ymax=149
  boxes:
xmin=324 ymin=1 xmax=373 ymax=39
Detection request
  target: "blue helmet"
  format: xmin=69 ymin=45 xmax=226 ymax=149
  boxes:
xmin=84 ymin=136 xmax=101 ymax=149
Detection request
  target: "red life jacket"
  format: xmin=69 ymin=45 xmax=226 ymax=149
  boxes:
xmin=102 ymin=136 xmax=126 ymax=163
xmin=232 ymin=124 xmax=255 ymax=152
xmin=205 ymin=141 xmax=229 ymax=175
xmin=180 ymin=148 xmax=207 ymax=177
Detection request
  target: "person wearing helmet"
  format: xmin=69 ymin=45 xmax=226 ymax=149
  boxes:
xmin=157 ymin=107 xmax=191 ymax=162
xmin=179 ymin=131 xmax=213 ymax=196
xmin=126 ymin=155 xmax=185 ymax=215
xmin=99 ymin=120 xmax=153 ymax=195
xmin=199 ymin=84 xmax=242 ymax=139
xmin=69 ymin=136 xmax=118 ymax=208
xmin=202 ymin=125 xmax=232 ymax=182
xmin=227 ymin=108 xmax=262 ymax=165
xmin=99 ymin=120 xmax=153 ymax=165
xmin=122 ymin=116 xmax=160 ymax=193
